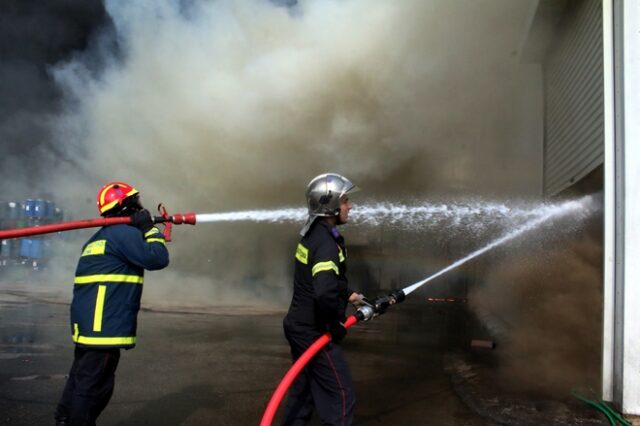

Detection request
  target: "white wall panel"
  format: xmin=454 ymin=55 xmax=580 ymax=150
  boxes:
xmin=543 ymin=0 xmax=603 ymax=195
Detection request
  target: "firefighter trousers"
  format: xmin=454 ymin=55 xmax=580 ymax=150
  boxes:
xmin=282 ymin=330 xmax=355 ymax=426
xmin=55 ymin=346 xmax=120 ymax=426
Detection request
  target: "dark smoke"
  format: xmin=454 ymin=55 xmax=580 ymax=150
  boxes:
xmin=469 ymin=208 xmax=603 ymax=397
xmin=0 ymin=0 xmax=106 ymax=198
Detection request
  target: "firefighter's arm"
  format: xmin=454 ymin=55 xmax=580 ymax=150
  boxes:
xmin=117 ymin=225 xmax=169 ymax=270
xmin=311 ymin=242 xmax=343 ymax=324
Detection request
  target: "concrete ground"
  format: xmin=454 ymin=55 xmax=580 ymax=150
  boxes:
xmin=0 ymin=286 xmax=612 ymax=425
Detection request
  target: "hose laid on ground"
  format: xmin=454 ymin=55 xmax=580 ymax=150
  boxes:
xmin=599 ymin=401 xmax=633 ymax=426
xmin=260 ymin=314 xmax=361 ymax=426
xmin=572 ymin=390 xmax=632 ymax=426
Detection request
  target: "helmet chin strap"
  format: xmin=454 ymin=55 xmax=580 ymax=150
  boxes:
xmin=120 ymin=205 xmax=142 ymax=216
xmin=322 ymin=212 xmax=343 ymax=226
xmin=103 ymin=196 xmax=144 ymax=218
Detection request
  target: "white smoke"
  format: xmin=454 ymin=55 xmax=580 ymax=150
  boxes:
xmin=42 ymin=0 xmax=542 ymax=306
xmin=51 ymin=0 xmax=539 ymax=214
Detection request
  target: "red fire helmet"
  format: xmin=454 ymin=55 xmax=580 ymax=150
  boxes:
xmin=96 ymin=181 xmax=139 ymax=215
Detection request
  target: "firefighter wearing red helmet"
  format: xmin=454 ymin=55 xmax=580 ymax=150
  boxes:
xmin=95 ymin=181 xmax=140 ymax=216
xmin=55 ymin=182 xmax=169 ymax=426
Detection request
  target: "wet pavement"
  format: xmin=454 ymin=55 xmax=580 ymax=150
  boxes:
xmin=0 ymin=286 xmax=609 ymax=426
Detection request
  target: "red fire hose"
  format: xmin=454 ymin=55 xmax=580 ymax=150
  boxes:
xmin=0 ymin=209 xmax=196 ymax=241
xmin=0 ymin=217 xmax=131 ymax=239
xmin=260 ymin=314 xmax=361 ymax=426
xmin=260 ymin=291 xmax=405 ymax=426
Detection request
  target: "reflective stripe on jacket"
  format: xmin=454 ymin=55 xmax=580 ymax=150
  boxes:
xmin=70 ymin=224 xmax=169 ymax=349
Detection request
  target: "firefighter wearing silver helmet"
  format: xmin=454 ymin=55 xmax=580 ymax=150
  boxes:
xmin=283 ymin=173 xmax=368 ymax=426
xmin=300 ymin=173 xmax=359 ymax=236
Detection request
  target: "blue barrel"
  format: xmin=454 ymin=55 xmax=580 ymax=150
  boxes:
xmin=10 ymin=239 xmax=21 ymax=258
xmin=7 ymin=202 xmax=22 ymax=220
xmin=29 ymin=239 xmax=43 ymax=259
xmin=0 ymin=239 xmax=10 ymax=258
xmin=20 ymin=239 xmax=32 ymax=258
xmin=0 ymin=202 xmax=7 ymax=230
xmin=1 ymin=207 xmax=21 ymax=257
xmin=44 ymin=201 xmax=56 ymax=222
xmin=34 ymin=199 xmax=48 ymax=219
xmin=23 ymin=199 xmax=36 ymax=218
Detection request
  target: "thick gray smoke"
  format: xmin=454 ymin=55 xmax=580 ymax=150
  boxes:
xmin=3 ymin=0 xmax=541 ymax=303
xmin=7 ymin=0 xmax=546 ymax=307
xmin=47 ymin=0 xmax=541 ymax=209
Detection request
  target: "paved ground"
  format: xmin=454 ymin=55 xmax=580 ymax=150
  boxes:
xmin=0 ymin=285 xmax=613 ymax=425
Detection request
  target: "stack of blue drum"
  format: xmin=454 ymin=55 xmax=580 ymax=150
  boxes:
xmin=0 ymin=199 xmax=63 ymax=269
xmin=0 ymin=202 xmax=23 ymax=266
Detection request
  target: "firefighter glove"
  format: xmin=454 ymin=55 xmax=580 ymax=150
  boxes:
xmin=328 ymin=321 xmax=347 ymax=343
xmin=351 ymin=293 xmax=373 ymax=309
xmin=131 ymin=209 xmax=154 ymax=233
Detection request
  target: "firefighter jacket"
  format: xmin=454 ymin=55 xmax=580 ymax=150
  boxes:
xmin=70 ymin=224 xmax=169 ymax=349
xmin=284 ymin=220 xmax=353 ymax=337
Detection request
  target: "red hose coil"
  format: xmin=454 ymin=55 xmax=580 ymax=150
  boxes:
xmin=260 ymin=314 xmax=359 ymax=426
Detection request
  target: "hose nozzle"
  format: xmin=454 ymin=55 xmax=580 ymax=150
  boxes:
xmin=153 ymin=205 xmax=197 ymax=242
xmin=170 ymin=212 xmax=196 ymax=225
xmin=371 ymin=289 xmax=406 ymax=317
xmin=389 ymin=289 xmax=406 ymax=304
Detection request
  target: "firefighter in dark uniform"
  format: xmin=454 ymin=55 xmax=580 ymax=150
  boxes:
xmin=55 ymin=181 xmax=169 ymax=426
xmin=283 ymin=173 xmax=368 ymax=426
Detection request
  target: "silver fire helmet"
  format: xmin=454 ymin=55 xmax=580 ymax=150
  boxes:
xmin=300 ymin=173 xmax=359 ymax=236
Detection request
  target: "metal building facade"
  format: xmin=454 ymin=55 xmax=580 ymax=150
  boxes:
xmin=543 ymin=0 xmax=603 ymax=196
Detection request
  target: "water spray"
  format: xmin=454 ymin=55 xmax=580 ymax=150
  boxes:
xmin=260 ymin=195 xmax=593 ymax=426
xmin=193 ymin=200 xmax=575 ymax=234
xmin=401 ymin=196 xmax=589 ymax=295
xmin=0 ymin=198 xmax=590 ymax=242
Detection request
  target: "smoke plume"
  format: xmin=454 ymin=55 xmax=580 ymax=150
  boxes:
xmin=46 ymin=0 xmax=541 ymax=208
xmin=6 ymin=0 xmax=550 ymax=307
xmin=469 ymin=210 xmax=603 ymax=397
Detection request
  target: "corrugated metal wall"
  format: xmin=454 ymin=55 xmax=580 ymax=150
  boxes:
xmin=543 ymin=0 xmax=603 ymax=196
